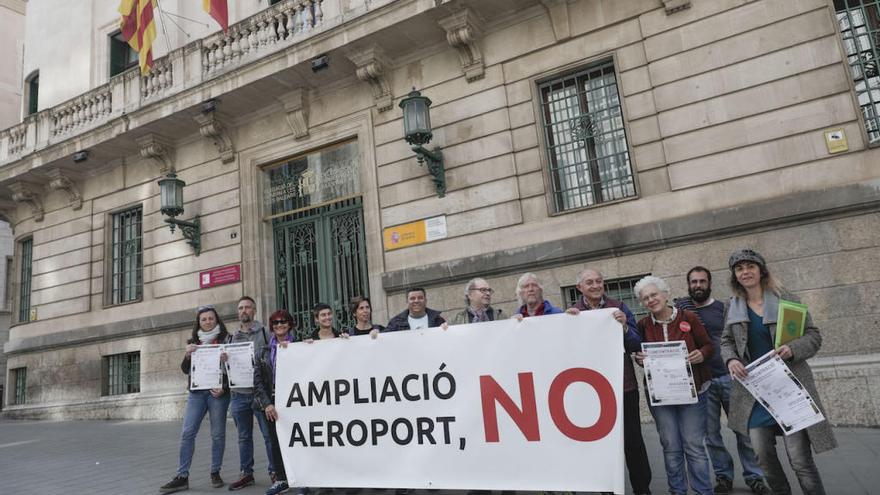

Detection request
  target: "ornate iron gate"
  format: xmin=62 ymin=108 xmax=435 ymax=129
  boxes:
xmin=273 ymin=197 xmax=369 ymax=339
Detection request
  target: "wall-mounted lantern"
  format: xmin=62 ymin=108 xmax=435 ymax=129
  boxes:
xmin=399 ymin=89 xmax=446 ymax=197
xmin=158 ymin=172 xmax=201 ymax=255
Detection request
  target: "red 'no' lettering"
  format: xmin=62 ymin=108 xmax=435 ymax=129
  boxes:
xmin=548 ymin=367 xmax=616 ymax=441
xmin=479 ymin=368 xmax=616 ymax=443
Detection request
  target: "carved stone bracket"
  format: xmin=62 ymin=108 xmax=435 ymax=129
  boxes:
xmin=8 ymin=182 xmax=44 ymax=222
xmin=663 ymin=0 xmax=692 ymax=14
xmin=277 ymin=89 xmax=310 ymax=139
xmin=136 ymin=133 xmax=175 ymax=174
xmin=540 ymin=0 xmax=571 ymax=42
xmin=194 ymin=112 xmax=235 ymax=163
xmin=438 ymin=8 xmax=485 ymax=82
xmin=0 ymin=199 xmax=18 ymax=226
xmin=46 ymin=169 xmax=83 ymax=210
xmin=347 ymin=45 xmax=393 ymax=112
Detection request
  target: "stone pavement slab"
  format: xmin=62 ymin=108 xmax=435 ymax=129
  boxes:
xmin=0 ymin=419 xmax=876 ymax=494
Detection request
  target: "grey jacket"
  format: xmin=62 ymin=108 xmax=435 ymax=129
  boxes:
xmin=229 ymin=320 xmax=270 ymax=395
xmin=450 ymin=306 xmax=502 ymax=325
xmin=720 ymin=291 xmax=837 ymax=453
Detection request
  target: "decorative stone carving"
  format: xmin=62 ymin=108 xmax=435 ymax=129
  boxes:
xmin=194 ymin=112 xmax=235 ymax=163
xmin=347 ymin=45 xmax=393 ymax=112
xmin=663 ymin=0 xmax=692 ymax=14
xmin=0 ymin=200 xmax=18 ymax=226
xmin=136 ymin=133 xmax=175 ymax=174
xmin=438 ymin=8 xmax=485 ymax=82
xmin=539 ymin=0 xmax=571 ymax=42
xmin=46 ymin=169 xmax=83 ymax=210
xmin=277 ymin=88 xmax=310 ymax=139
xmin=8 ymin=182 xmax=44 ymax=222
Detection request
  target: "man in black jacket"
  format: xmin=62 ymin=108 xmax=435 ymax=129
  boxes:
xmin=386 ymin=287 xmax=446 ymax=331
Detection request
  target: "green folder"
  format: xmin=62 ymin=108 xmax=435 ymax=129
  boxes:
xmin=775 ymin=299 xmax=808 ymax=348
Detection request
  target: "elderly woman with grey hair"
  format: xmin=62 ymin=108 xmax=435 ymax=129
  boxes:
xmin=721 ymin=249 xmax=835 ymax=495
xmin=451 ymin=278 xmax=503 ymax=325
xmin=634 ymin=275 xmax=714 ymax=495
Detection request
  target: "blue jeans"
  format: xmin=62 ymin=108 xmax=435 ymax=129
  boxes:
xmin=750 ymin=426 xmax=826 ymax=495
xmin=650 ymin=392 xmax=713 ymax=495
xmin=177 ymin=389 xmax=230 ymax=477
xmin=230 ymin=391 xmax=275 ymax=475
xmin=705 ymin=375 xmax=764 ymax=483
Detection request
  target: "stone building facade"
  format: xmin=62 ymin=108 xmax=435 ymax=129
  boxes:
xmin=0 ymin=0 xmax=878 ymax=425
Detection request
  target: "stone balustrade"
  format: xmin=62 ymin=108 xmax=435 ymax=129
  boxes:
xmin=202 ymin=0 xmax=323 ymax=75
xmin=141 ymin=55 xmax=174 ymax=101
xmin=6 ymin=121 xmax=28 ymax=156
xmin=50 ymin=86 xmax=113 ymax=138
xmin=0 ymin=0 xmax=389 ymax=165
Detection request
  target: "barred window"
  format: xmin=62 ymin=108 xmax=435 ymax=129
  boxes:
xmin=12 ymin=367 xmax=26 ymax=405
xmin=540 ymin=61 xmax=636 ymax=212
xmin=18 ymin=238 xmax=32 ymax=323
xmin=103 ymin=352 xmax=140 ymax=396
xmin=562 ymin=274 xmax=650 ymax=318
xmin=110 ymin=207 xmax=143 ymax=304
xmin=835 ymin=0 xmax=880 ymax=143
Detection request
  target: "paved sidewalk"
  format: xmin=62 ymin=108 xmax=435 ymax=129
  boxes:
xmin=0 ymin=419 xmax=876 ymax=494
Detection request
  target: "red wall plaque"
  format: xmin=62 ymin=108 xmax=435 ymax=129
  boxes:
xmin=200 ymin=264 xmax=241 ymax=289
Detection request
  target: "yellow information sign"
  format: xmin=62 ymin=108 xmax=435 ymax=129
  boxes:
xmin=824 ymin=128 xmax=848 ymax=154
xmin=383 ymin=215 xmax=447 ymax=251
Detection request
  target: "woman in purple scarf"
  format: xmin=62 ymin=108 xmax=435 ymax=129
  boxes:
xmin=254 ymin=309 xmax=302 ymax=495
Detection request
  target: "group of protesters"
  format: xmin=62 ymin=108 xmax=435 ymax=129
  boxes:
xmin=160 ymin=247 xmax=835 ymax=495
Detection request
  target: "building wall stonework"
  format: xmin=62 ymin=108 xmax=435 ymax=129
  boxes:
xmin=1 ymin=0 xmax=879 ymax=425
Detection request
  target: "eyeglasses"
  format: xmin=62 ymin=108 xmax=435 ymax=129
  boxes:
xmin=271 ymin=320 xmax=290 ymax=326
xmin=470 ymin=287 xmax=494 ymax=295
xmin=197 ymin=304 xmax=215 ymax=312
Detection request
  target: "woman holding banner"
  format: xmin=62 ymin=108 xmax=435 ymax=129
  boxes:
xmin=721 ymin=249 xmax=836 ymax=495
xmin=255 ymin=309 xmax=301 ymax=495
xmin=312 ymin=302 xmax=343 ymax=340
xmin=634 ymin=276 xmax=714 ymax=495
xmin=345 ymin=296 xmax=385 ymax=336
xmin=160 ymin=305 xmax=231 ymax=494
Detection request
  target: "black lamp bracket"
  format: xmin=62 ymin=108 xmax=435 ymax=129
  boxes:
xmin=412 ymin=145 xmax=446 ymax=198
xmin=165 ymin=216 xmax=201 ymax=256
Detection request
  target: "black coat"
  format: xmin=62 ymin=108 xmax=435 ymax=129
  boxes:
xmin=385 ymin=308 xmax=445 ymax=332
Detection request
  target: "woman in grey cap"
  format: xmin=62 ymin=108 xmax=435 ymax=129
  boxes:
xmin=721 ymin=249 xmax=836 ymax=495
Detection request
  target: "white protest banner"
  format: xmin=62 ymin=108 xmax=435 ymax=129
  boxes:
xmin=275 ymin=310 xmax=625 ymax=493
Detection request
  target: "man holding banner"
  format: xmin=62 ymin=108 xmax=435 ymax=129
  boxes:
xmin=569 ymin=268 xmax=652 ymax=495
xmin=273 ymin=311 xmax=627 ymax=494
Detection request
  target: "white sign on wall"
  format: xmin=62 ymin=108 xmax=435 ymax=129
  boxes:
xmin=275 ymin=311 xmax=625 ymax=493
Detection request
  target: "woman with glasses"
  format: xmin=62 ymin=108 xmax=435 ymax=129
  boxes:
xmin=160 ymin=305 xmax=231 ymax=494
xmin=633 ymin=276 xmax=714 ymax=495
xmin=255 ymin=309 xmax=303 ymax=495
xmin=345 ymin=296 xmax=385 ymax=336
xmin=451 ymin=277 xmax=503 ymax=325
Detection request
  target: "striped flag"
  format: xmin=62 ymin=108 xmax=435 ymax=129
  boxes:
xmin=118 ymin=0 xmax=157 ymax=75
xmin=203 ymin=0 xmax=229 ymax=32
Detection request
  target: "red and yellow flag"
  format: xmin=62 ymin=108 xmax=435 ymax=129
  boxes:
xmin=203 ymin=0 xmax=229 ymax=32
xmin=118 ymin=0 xmax=157 ymax=75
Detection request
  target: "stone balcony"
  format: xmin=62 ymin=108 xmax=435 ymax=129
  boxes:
xmin=0 ymin=0 xmax=538 ymax=221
